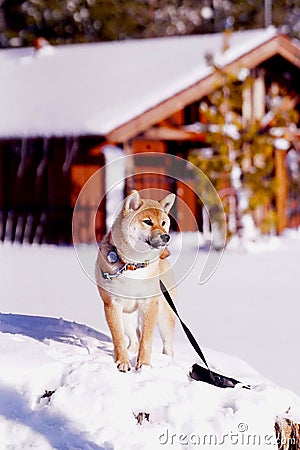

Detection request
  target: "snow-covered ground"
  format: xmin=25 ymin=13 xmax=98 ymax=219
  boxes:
xmin=1 ymin=230 xmax=300 ymax=449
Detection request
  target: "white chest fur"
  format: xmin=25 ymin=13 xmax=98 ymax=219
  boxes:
xmin=122 ymin=261 xmax=158 ymax=280
xmin=106 ymin=260 xmax=161 ymax=300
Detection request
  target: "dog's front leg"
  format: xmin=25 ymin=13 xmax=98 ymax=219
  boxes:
xmin=104 ymin=302 xmax=131 ymax=372
xmin=136 ymin=298 xmax=159 ymax=370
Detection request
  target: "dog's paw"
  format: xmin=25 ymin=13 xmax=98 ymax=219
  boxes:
xmin=162 ymin=345 xmax=174 ymax=357
xmin=116 ymin=360 xmax=131 ymax=372
xmin=135 ymin=359 xmax=151 ymax=371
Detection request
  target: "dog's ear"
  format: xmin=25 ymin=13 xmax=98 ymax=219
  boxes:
xmin=160 ymin=193 xmax=175 ymax=214
xmin=123 ymin=190 xmax=142 ymax=213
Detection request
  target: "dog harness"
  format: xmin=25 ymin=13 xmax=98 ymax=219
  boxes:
xmin=101 ymin=247 xmax=149 ymax=281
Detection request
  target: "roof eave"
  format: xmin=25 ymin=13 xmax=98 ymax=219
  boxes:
xmin=105 ymin=34 xmax=300 ymax=144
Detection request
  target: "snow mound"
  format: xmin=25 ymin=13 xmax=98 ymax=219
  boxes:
xmin=1 ymin=314 xmax=300 ymax=449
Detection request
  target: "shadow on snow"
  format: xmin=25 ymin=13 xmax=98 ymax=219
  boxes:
xmin=0 ymin=313 xmax=112 ymax=355
xmin=0 ymin=384 xmax=112 ymax=450
xmin=0 ymin=314 xmax=115 ymax=448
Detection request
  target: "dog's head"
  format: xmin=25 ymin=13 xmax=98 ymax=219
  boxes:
xmin=117 ymin=190 xmax=175 ymax=256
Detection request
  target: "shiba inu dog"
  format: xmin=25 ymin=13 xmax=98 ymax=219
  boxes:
xmin=95 ymin=190 xmax=176 ymax=372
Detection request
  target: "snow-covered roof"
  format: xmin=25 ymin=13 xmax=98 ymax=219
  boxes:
xmin=0 ymin=27 xmax=292 ymax=139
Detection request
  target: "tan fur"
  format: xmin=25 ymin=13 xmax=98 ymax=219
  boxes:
xmin=95 ymin=190 xmax=176 ymax=372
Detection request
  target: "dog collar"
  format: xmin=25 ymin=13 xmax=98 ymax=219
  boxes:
xmin=101 ymin=247 xmax=149 ymax=281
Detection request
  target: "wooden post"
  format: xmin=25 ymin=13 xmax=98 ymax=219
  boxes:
xmin=71 ymin=164 xmax=105 ymax=244
xmin=275 ymin=149 xmax=288 ymax=234
xmin=253 ymin=70 xmax=265 ymax=121
xmin=176 ymin=180 xmax=199 ymax=232
xmin=275 ymin=417 xmax=300 ymax=449
xmin=242 ymin=86 xmax=252 ymax=127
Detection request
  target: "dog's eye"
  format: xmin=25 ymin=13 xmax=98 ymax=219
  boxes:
xmin=143 ymin=219 xmax=153 ymax=226
xmin=162 ymin=221 xmax=166 ymax=227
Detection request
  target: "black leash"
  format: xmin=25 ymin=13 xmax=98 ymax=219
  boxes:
xmin=159 ymin=280 xmax=251 ymax=389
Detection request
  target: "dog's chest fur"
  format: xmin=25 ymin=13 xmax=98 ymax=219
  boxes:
xmin=96 ymin=229 xmax=164 ymax=301
xmin=105 ymin=261 xmax=161 ymax=301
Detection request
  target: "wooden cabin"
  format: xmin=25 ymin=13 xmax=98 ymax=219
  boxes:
xmin=0 ymin=28 xmax=299 ymax=244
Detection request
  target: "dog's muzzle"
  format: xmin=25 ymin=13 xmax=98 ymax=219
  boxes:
xmin=147 ymin=232 xmax=170 ymax=248
xmin=160 ymin=233 xmax=170 ymax=244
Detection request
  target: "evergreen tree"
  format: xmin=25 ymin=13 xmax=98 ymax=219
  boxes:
xmin=189 ymin=64 xmax=299 ymax=237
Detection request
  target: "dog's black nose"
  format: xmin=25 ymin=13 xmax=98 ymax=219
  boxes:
xmin=161 ymin=233 xmax=170 ymax=243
